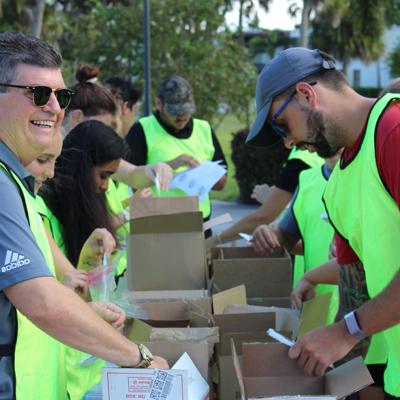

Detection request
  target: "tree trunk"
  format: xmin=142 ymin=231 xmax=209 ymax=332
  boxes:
xmin=32 ymin=0 xmax=46 ymax=38
xmin=238 ymin=0 xmax=245 ymax=46
xmin=299 ymin=0 xmax=312 ymax=47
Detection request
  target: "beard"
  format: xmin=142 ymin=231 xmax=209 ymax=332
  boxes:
xmin=298 ymin=109 xmax=341 ymax=158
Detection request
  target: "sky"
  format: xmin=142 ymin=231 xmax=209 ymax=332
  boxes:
xmin=225 ymin=0 xmax=301 ymax=31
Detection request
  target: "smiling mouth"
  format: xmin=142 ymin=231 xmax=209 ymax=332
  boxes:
xmin=31 ymin=120 xmax=54 ymax=128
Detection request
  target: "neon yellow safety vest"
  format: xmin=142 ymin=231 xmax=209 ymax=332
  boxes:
xmin=0 ymin=162 xmax=68 ymax=400
xmin=287 ymin=148 xmax=324 ymax=285
xmin=323 ymin=94 xmax=398 ymax=394
xmin=287 ymin=148 xmax=325 ymax=167
xmin=105 ymin=179 xmax=129 ymax=277
xmin=292 ymin=165 xmax=338 ymax=324
xmin=140 ymin=114 xmax=215 ymax=218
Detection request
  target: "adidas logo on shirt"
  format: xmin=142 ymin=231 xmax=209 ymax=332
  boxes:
xmin=2 ymin=250 xmax=31 ymax=272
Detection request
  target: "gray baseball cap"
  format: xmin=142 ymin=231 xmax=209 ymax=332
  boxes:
xmin=246 ymin=47 xmax=336 ymax=146
xmin=157 ymin=75 xmax=196 ymax=116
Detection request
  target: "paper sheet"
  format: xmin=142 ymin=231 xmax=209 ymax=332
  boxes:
xmin=170 ymin=160 xmax=226 ymax=202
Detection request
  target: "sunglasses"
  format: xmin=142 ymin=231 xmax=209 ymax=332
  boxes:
xmin=270 ymin=81 xmax=318 ymax=139
xmin=0 ymin=83 xmax=74 ymax=109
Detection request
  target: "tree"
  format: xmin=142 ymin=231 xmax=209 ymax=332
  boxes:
xmin=60 ymin=0 xmax=258 ymax=124
xmin=310 ymin=0 xmax=387 ymax=76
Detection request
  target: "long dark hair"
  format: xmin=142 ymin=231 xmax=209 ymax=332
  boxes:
xmin=41 ymin=120 xmax=127 ymax=265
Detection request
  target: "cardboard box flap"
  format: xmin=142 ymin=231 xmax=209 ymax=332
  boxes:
xmin=203 ymin=213 xmax=232 ymax=232
xmin=298 ymin=293 xmax=332 ymax=338
xmin=325 ymin=357 xmax=373 ymax=398
xmin=121 ymin=289 xmax=210 ymax=301
xmin=214 ymin=312 xmax=276 ymax=336
xmin=242 ymin=343 xmax=304 ymax=377
xmin=140 ymin=301 xmax=189 ymax=320
xmin=131 ymin=212 xmax=203 ymax=234
xmin=125 ymin=319 xmax=153 ymax=342
xmin=231 ymin=338 xmax=246 ymax=400
xmin=130 ymin=196 xmax=198 ymax=218
xmin=212 ymin=285 xmax=247 ymax=315
xmin=218 ymin=331 xmax=274 ymax=356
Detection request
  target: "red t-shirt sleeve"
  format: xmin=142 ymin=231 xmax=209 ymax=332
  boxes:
xmin=375 ymin=102 xmax=400 ymax=208
xmin=335 ymin=232 xmax=359 ymax=264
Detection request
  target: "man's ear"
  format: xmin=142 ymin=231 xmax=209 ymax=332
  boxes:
xmin=295 ymin=81 xmax=318 ymax=109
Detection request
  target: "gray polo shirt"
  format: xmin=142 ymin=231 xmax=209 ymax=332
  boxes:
xmin=0 ymin=141 xmax=52 ymax=399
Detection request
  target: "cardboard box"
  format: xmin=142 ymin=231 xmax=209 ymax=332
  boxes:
xmin=102 ymin=368 xmax=188 ymax=399
xmin=211 ymin=247 xmax=292 ymax=306
xmin=212 ymin=286 xmax=300 ymax=400
xmin=232 ymin=341 xmax=373 ymax=399
xmin=119 ymin=290 xmax=212 ymax=327
xmin=128 ymin=196 xmax=207 ymax=290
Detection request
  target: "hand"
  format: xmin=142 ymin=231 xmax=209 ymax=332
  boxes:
xmin=89 ymin=301 xmax=126 ymax=331
xmin=149 ymin=355 xmax=169 ymax=369
xmin=78 ymin=228 xmax=117 ymax=270
xmin=134 ymin=187 xmax=153 ymax=198
xmin=167 ymin=154 xmax=200 ymax=170
xmin=291 ymin=277 xmax=316 ymax=309
xmin=288 ymin=321 xmax=359 ymax=376
xmin=62 ymin=269 xmax=88 ymax=295
xmin=251 ymin=184 xmax=272 ymax=204
xmin=251 ymin=224 xmax=281 ymax=256
xmin=146 ymin=162 xmax=173 ymax=191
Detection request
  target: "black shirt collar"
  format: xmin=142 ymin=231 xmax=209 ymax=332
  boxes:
xmin=154 ymin=110 xmax=194 ymax=139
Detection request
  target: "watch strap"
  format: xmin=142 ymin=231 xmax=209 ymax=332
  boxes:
xmin=344 ymin=311 xmax=366 ymax=340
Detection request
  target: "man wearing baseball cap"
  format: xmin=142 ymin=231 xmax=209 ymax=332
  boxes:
xmin=248 ymin=47 xmax=400 ymax=399
xmin=126 ymin=75 xmax=227 ymax=230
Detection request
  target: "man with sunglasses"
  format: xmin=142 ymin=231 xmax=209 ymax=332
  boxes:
xmin=246 ymin=47 xmax=400 ymax=400
xmin=0 ymin=32 xmax=167 ymax=399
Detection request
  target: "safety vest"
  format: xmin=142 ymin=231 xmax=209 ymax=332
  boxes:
xmin=0 ymin=162 xmax=68 ymax=400
xmin=105 ymin=179 xmax=129 ymax=277
xmin=292 ymin=165 xmax=338 ymax=324
xmin=286 ymin=148 xmax=324 ymax=284
xmin=323 ymin=94 xmax=398 ymax=394
xmin=140 ymin=114 xmax=215 ymax=218
xmin=287 ymin=148 xmax=325 ymax=167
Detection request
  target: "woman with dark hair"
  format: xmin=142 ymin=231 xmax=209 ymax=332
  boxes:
xmin=40 ymin=120 xmax=128 ymax=400
xmin=41 ymin=120 xmax=127 ymax=266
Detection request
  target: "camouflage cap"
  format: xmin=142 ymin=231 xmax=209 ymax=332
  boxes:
xmin=157 ymin=75 xmax=196 ymax=116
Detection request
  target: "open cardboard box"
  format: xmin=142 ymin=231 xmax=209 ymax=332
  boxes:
xmin=212 ymin=285 xmax=301 ymax=400
xmin=232 ymin=341 xmax=373 ymax=399
xmin=211 ymin=246 xmax=292 ymax=307
xmin=212 ymin=286 xmax=333 ymax=400
xmin=117 ymin=289 xmax=212 ymax=327
xmin=128 ymin=196 xmax=207 ymax=290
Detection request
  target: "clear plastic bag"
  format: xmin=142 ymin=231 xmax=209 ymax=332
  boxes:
xmin=87 ymin=255 xmax=117 ymax=302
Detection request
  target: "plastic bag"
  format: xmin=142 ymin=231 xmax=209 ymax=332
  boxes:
xmin=87 ymin=254 xmax=117 ymax=302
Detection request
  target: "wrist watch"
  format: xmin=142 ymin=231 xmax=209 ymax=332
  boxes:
xmin=344 ymin=311 xmax=367 ymax=340
xmin=135 ymin=344 xmax=153 ymax=368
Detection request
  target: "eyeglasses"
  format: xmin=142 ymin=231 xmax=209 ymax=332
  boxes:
xmin=0 ymin=83 xmax=74 ymax=109
xmin=271 ymin=81 xmax=317 ymax=138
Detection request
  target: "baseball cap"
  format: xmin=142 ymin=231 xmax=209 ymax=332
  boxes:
xmin=157 ymin=75 xmax=196 ymax=116
xmin=246 ymin=47 xmax=336 ymax=146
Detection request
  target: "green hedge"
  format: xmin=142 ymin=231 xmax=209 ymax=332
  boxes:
xmin=231 ymin=129 xmax=290 ymax=204
xmin=354 ymin=87 xmax=382 ymax=97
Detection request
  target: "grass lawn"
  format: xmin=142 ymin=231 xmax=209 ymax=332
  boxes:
xmin=211 ymin=114 xmax=247 ymax=201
